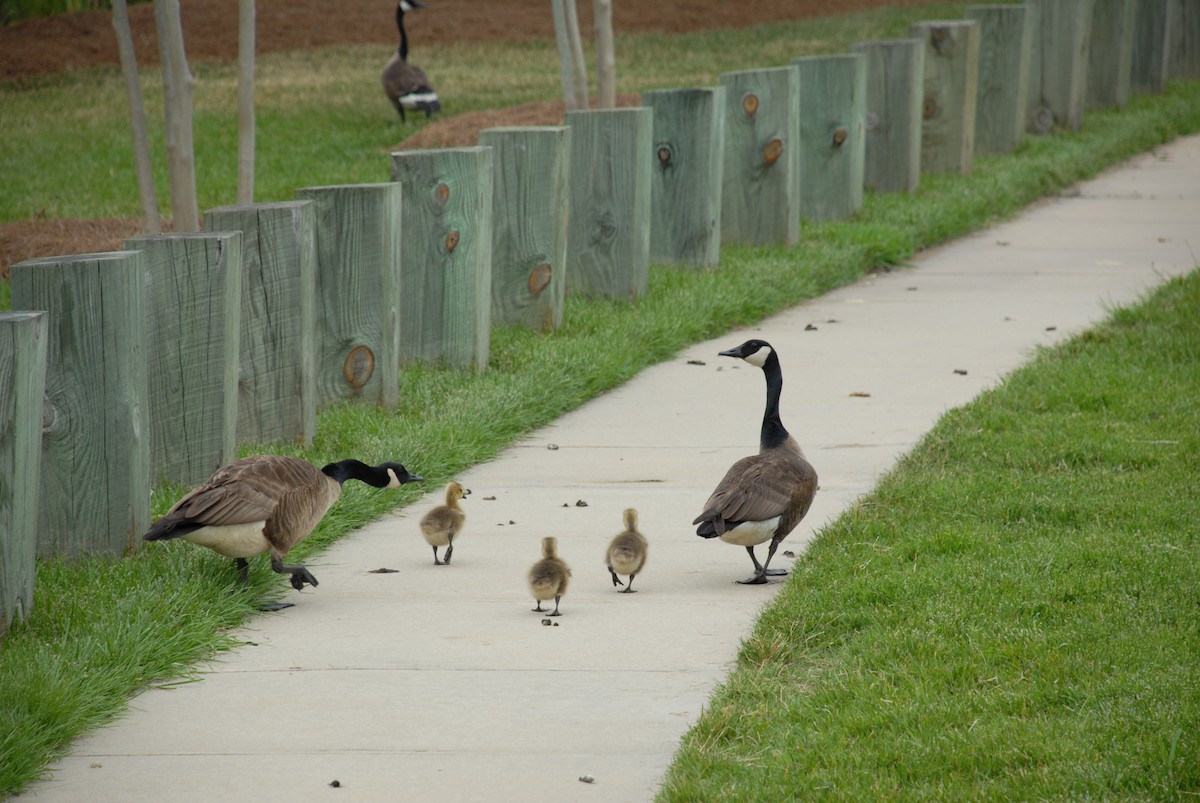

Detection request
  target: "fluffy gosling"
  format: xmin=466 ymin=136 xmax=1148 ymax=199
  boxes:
xmin=606 ymin=508 xmax=648 ymax=593
xmin=419 ymin=481 xmax=468 ymax=565
xmin=529 ymin=536 xmax=571 ymax=616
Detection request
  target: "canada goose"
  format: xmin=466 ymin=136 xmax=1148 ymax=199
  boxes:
xmin=529 ymin=536 xmax=571 ymax=616
xmin=692 ymin=339 xmax=818 ymax=585
xmin=606 ymin=508 xmax=648 ymax=593
xmin=419 ymin=481 xmax=468 ymax=565
xmin=144 ymin=456 xmax=422 ymax=608
xmin=381 ymin=0 xmax=441 ymax=122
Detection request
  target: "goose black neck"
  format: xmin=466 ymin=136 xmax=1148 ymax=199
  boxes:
xmin=323 ymin=459 xmax=387 ymax=487
xmin=396 ymin=5 xmax=409 ymax=61
xmin=758 ymin=349 xmax=789 ymax=451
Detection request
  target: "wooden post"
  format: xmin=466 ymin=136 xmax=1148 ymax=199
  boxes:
xmin=1169 ymin=0 xmax=1200 ymax=79
xmin=0 ymin=312 xmax=47 ymax=637
xmin=911 ymin=20 xmax=981 ymax=175
xmin=1026 ymin=0 xmax=1096 ymax=133
xmin=852 ymin=39 xmax=924 ymax=195
xmin=564 ymin=108 xmax=654 ymax=299
xmin=964 ymin=4 xmax=1034 ymax=155
xmin=1132 ymin=0 xmax=1174 ymax=94
xmin=478 ymin=126 xmax=571 ymax=331
xmin=1087 ymin=0 xmax=1135 ymax=109
xmin=10 ymin=252 xmax=150 ymax=559
xmin=295 ymin=183 xmax=402 ymax=408
xmin=124 ymin=232 xmax=242 ymax=488
xmin=204 ymin=201 xmax=317 ymax=446
xmin=390 ymin=147 xmax=493 ymax=369
xmin=719 ymin=66 xmax=801 ymax=245
xmin=641 ymin=87 xmax=725 ymax=267
xmin=791 ymin=53 xmax=867 ymax=221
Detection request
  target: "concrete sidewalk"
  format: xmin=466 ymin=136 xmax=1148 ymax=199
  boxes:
xmin=19 ymin=135 xmax=1200 ymax=802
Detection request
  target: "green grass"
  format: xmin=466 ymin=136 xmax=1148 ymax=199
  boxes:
xmin=2 ymin=3 xmax=1200 ymax=799
xmin=660 ymin=272 xmax=1200 ymax=801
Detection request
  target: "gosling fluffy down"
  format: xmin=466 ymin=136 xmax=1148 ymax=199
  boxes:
xmin=606 ymin=508 xmax=648 ymax=593
xmin=529 ymin=536 xmax=571 ymax=616
xmin=419 ymin=481 xmax=468 ymax=565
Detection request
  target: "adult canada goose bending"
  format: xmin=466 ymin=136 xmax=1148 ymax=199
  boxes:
xmin=420 ymin=481 xmax=468 ymax=565
xmin=381 ymin=0 xmax=441 ymax=122
xmin=529 ymin=536 xmax=571 ymax=616
xmin=144 ymin=456 xmax=422 ymax=608
xmin=692 ymin=339 xmax=818 ymax=585
xmin=606 ymin=508 xmax=648 ymax=593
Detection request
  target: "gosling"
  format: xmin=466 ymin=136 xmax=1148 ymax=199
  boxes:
xmin=420 ymin=481 xmax=468 ymax=565
xmin=606 ymin=508 xmax=648 ymax=593
xmin=529 ymin=536 xmax=571 ymax=616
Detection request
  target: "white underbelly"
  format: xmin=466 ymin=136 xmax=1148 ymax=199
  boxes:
xmin=184 ymin=522 xmax=270 ymax=558
xmin=718 ymin=517 xmax=779 ymax=547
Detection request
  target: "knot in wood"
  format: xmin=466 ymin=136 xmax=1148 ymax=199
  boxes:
xmin=42 ymin=397 xmax=56 ymax=432
xmin=832 ymin=127 xmax=848 ymax=148
xmin=435 ymin=183 xmax=450 ymax=204
xmin=528 ymin=263 xmax=552 ymax=296
xmin=657 ymin=145 xmax=673 ymax=168
xmin=923 ymin=96 xmax=938 ymax=120
xmin=763 ymin=137 xmax=784 ymax=167
xmin=865 ymin=111 xmax=879 ymax=131
xmin=445 ymin=230 xmax=461 ymax=252
xmin=742 ymin=93 xmax=760 ymax=118
xmin=343 ymin=345 xmax=376 ymax=389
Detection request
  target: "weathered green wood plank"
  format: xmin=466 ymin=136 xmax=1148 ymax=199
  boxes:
xmin=792 ymin=53 xmax=867 ymax=221
xmin=124 ymin=232 xmax=242 ymax=488
xmin=204 ymin=202 xmax=317 ymax=446
xmin=295 ymin=183 xmax=402 ymax=407
xmin=1026 ymin=0 xmax=1096 ymax=133
xmin=10 ymin=252 xmax=150 ymax=558
xmin=852 ymin=38 xmax=924 ymax=195
xmin=1170 ymin=0 xmax=1200 ymax=79
xmin=0 ymin=312 xmax=47 ymax=637
xmin=911 ymin=19 xmax=981 ymax=175
xmin=390 ymin=147 xmax=493 ymax=369
xmin=1087 ymin=0 xmax=1135 ymax=109
xmin=1132 ymin=0 xmax=1173 ymax=94
xmin=478 ymin=126 xmax=571 ymax=330
xmin=719 ymin=67 xmax=801 ymax=245
xmin=965 ymin=4 xmax=1034 ymax=154
xmin=564 ymin=108 xmax=654 ymax=299
xmin=641 ymin=87 xmax=725 ymax=267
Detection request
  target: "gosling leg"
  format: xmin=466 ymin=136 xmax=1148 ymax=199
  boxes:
xmin=620 ymin=574 xmax=638 ymax=593
xmin=432 ymin=545 xmax=444 ymax=566
xmin=443 ymin=535 xmax=454 ymax=566
xmin=608 ymin=567 xmax=624 ymax=588
xmin=532 ymin=600 xmax=547 ymax=613
xmin=547 ymin=596 xmax=563 ymax=616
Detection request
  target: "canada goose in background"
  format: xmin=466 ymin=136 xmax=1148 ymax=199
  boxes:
xmin=144 ymin=456 xmax=422 ymax=609
xmin=381 ymin=0 xmax=441 ymax=122
xmin=692 ymin=339 xmax=818 ymax=585
xmin=529 ymin=536 xmax=571 ymax=616
xmin=420 ymin=481 xmax=468 ymax=565
xmin=606 ymin=508 xmax=648 ymax=593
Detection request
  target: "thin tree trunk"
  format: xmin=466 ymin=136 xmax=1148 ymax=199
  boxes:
xmin=111 ymin=0 xmax=161 ymax=234
xmin=566 ymin=0 xmax=589 ymax=109
xmin=236 ymin=0 xmax=255 ymax=204
xmin=155 ymin=0 xmax=199 ymax=231
xmin=593 ymin=0 xmax=615 ymax=108
xmin=551 ymin=0 xmax=578 ymax=110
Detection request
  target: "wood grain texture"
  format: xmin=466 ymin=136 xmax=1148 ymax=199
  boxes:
xmin=10 ymin=252 xmax=150 ymax=558
xmin=792 ymin=53 xmax=867 ymax=221
xmin=911 ymin=19 xmax=981 ymax=175
xmin=204 ymin=202 xmax=317 ymax=446
xmin=125 ymin=232 xmax=242 ymax=488
xmin=1132 ymin=0 xmax=1173 ymax=94
xmin=295 ymin=183 xmax=402 ymax=407
xmin=965 ymin=4 xmax=1034 ymax=154
xmin=1087 ymin=0 xmax=1134 ymax=109
xmin=564 ymin=108 xmax=654 ymax=299
xmin=1026 ymin=0 xmax=1096 ymax=134
xmin=852 ymin=38 xmax=924 ymax=194
xmin=390 ymin=147 xmax=493 ymax=369
xmin=0 ymin=312 xmax=46 ymax=636
xmin=1169 ymin=0 xmax=1200 ymax=79
xmin=479 ymin=126 xmax=571 ymax=331
xmin=642 ymin=87 xmax=725 ymax=267
xmin=719 ymin=66 xmax=801 ymax=245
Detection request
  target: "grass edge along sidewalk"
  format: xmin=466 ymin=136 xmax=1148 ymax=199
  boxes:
xmin=2 ymin=81 xmax=1200 ymax=802
xmin=662 ymin=270 xmax=1200 ymax=800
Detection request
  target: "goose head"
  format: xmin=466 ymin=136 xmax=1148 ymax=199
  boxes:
xmin=719 ymin=338 xmax=774 ymax=368
xmin=399 ymin=0 xmax=425 ymax=13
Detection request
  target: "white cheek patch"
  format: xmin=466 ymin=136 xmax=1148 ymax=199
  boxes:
xmin=399 ymin=1 xmax=417 ymax=11
xmin=743 ymin=346 xmax=772 ymax=368
xmin=386 ymin=469 xmax=402 ymax=489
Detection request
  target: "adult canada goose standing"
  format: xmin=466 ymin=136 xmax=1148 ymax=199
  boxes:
xmin=606 ymin=508 xmax=648 ymax=593
xmin=381 ymin=0 xmax=441 ymax=122
xmin=692 ymin=339 xmax=818 ymax=585
xmin=528 ymin=536 xmax=571 ymax=616
xmin=144 ymin=456 xmax=422 ymax=609
xmin=419 ymin=481 xmax=468 ymax=565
